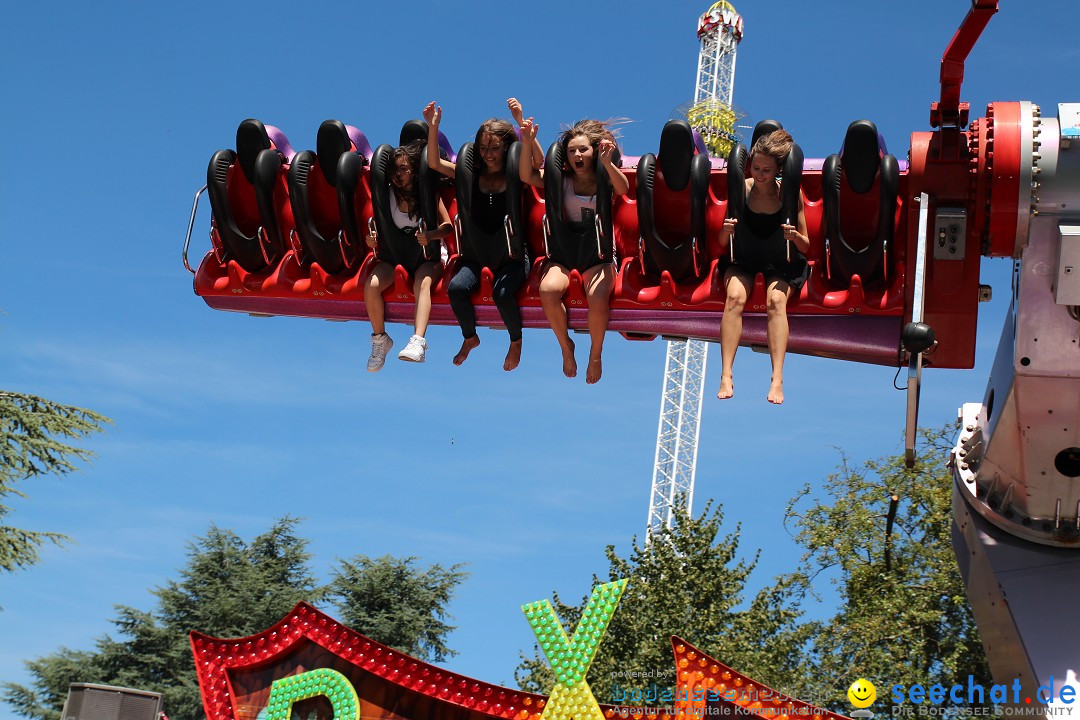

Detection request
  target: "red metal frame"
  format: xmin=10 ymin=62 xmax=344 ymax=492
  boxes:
xmin=931 ymin=0 xmax=999 ymax=129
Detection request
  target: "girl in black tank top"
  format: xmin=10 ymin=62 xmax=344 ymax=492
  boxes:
xmin=717 ymin=130 xmax=811 ymax=405
xmin=472 ymin=186 xmax=507 ymax=236
xmin=423 ymin=100 xmax=527 ymax=371
xmin=734 ymin=203 xmax=788 ymax=271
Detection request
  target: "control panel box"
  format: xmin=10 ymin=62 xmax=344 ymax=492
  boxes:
xmin=1055 ymin=224 xmax=1080 ymax=305
xmin=934 ymin=207 xmax=967 ymax=260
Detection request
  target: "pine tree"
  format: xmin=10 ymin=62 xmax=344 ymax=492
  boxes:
xmin=514 ymin=501 xmax=810 ymax=701
xmin=4 ymin=518 xmax=468 ymax=720
xmin=0 ymin=391 xmax=109 ymax=573
xmin=3 ymin=518 xmax=322 ymax=720
xmin=327 ymin=555 xmax=468 ymax=663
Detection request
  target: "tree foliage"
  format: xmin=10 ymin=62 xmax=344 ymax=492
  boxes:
xmin=327 ymin=555 xmax=467 ymax=663
xmin=515 ymin=502 xmax=810 ymax=701
xmin=6 ymin=424 xmax=991 ymax=720
xmin=515 ymin=427 xmax=992 ymax=711
xmin=785 ymin=424 xmax=991 ymax=708
xmin=0 ymin=391 xmax=109 ymax=573
xmin=4 ymin=517 xmax=467 ymax=720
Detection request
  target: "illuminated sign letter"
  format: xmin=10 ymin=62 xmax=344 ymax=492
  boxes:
xmin=522 ymin=579 xmax=628 ymax=720
xmin=264 ymin=668 xmax=360 ymax=720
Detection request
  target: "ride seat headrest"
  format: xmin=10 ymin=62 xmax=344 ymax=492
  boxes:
xmin=399 ymin=119 xmax=428 ymax=147
xmin=658 ymin=120 xmax=695 ymax=192
xmin=690 ymin=128 xmax=710 ymax=158
xmin=317 ymin=120 xmax=352 ymax=187
xmin=840 ymin=120 xmax=884 ymax=194
xmin=236 ymin=119 xmax=272 ymax=183
xmin=373 ymin=143 xmax=393 ymax=176
xmin=398 ymin=119 xmax=456 ymax=162
xmin=750 ymin=119 xmax=784 ymax=148
xmin=264 ymin=124 xmax=294 ymax=162
xmin=347 ymin=126 xmax=373 ymax=160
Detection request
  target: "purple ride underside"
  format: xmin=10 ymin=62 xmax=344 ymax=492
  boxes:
xmin=201 ymin=295 xmax=903 ymax=366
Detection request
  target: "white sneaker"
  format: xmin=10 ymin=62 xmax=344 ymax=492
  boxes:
xmin=398 ymin=334 xmax=427 ymax=363
xmin=367 ymin=333 xmax=393 ymax=373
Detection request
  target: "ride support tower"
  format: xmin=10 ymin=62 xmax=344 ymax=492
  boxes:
xmin=909 ymin=0 xmax=1080 ymax=704
xmin=647 ymin=1 xmax=743 ymax=541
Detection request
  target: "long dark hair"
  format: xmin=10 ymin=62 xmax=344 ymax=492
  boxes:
xmin=474 ymin=118 xmax=517 ymax=171
xmin=391 ymin=140 xmax=424 ymax=218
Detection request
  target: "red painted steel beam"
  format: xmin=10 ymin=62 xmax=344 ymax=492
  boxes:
xmin=931 ymin=0 xmax=999 ymax=129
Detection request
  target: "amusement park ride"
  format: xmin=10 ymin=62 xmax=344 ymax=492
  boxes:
xmin=183 ymin=0 xmax=1079 ymax=715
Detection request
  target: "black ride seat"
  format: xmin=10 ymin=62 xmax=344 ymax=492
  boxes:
xmin=206 ymin=119 xmax=294 ymax=271
xmin=822 ymin=119 xmax=899 ymax=285
xmin=542 ymin=140 xmax=619 ymax=271
xmin=336 ymin=125 xmax=376 ymax=275
xmin=289 ymin=119 xmax=373 ymax=274
xmin=454 ymin=136 xmax=526 ymax=272
xmin=636 ymin=120 xmax=710 ymax=281
xmin=399 ymin=119 xmax=428 ymax=148
xmin=725 ymin=119 xmax=803 ymax=267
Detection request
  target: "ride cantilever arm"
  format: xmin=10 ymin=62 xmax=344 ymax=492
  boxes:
xmin=932 ymin=0 xmax=998 ymax=129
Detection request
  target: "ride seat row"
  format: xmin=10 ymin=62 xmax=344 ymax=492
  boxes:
xmin=201 ymin=117 xmax=905 ymax=315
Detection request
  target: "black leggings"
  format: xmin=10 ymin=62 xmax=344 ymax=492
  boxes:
xmin=448 ymin=259 xmax=527 ymax=341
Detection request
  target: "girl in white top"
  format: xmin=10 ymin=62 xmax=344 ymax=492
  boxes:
xmin=363 ymin=141 xmax=453 ymax=370
xmin=516 ymin=102 xmax=629 ymax=384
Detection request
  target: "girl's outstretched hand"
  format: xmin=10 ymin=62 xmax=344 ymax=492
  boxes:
xmin=423 ymin=101 xmax=441 ymax=129
xmin=508 ymin=98 xmax=525 ymax=127
xmin=599 ymin=138 xmax=617 ymax=164
xmin=521 ymin=118 xmax=538 ymax=142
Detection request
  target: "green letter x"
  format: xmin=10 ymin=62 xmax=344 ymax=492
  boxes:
xmin=522 ymin=579 xmax=627 ymax=720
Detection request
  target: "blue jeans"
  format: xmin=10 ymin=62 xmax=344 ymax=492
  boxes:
xmin=448 ymin=259 xmax=526 ymax=342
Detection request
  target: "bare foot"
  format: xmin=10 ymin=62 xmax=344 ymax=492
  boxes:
xmin=586 ymin=355 xmax=603 ymax=384
xmin=767 ymin=379 xmax=784 ymax=404
xmin=561 ymin=339 xmax=577 ymax=378
xmin=453 ymin=335 xmax=480 ymax=366
xmin=717 ymin=375 xmax=734 ymax=400
xmin=503 ymin=339 xmax=522 ymax=371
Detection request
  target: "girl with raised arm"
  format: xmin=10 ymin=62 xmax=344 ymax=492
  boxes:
xmin=516 ymin=102 xmax=629 ymax=384
xmin=423 ymin=99 xmax=526 ymax=371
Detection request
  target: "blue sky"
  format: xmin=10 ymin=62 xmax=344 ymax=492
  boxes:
xmin=1 ymin=0 xmax=1075 ymax=712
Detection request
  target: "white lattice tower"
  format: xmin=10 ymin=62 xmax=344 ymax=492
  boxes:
xmin=690 ymin=2 xmax=744 ymax=157
xmin=647 ymin=339 xmax=708 ymax=539
xmin=694 ymin=1 xmax=743 ymax=107
xmin=647 ymin=2 xmax=742 ymax=542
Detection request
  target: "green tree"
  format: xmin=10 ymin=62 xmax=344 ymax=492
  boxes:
xmin=3 ymin=517 xmax=321 ymax=720
xmin=1 ymin=391 xmax=109 ymax=573
xmin=4 ymin=518 xmax=468 ymax=720
xmin=785 ymin=424 xmax=991 ymax=708
xmin=327 ymin=555 xmax=467 ymax=663
xmin=3 ymin=650 xmax=104 ymax=720
xmin=515 ymin=501 xmax=810 ymax=701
